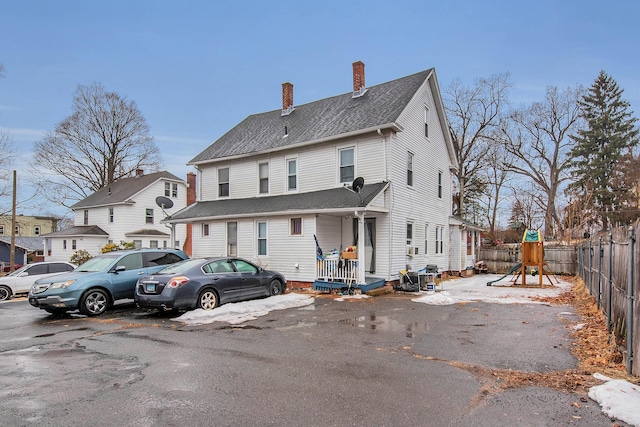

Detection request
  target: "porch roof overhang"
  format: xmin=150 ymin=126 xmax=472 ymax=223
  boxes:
xmin=449 ymin=216 xmax=485 ymax=231
xmin=164 ymin=181 xmax=389 ymax=224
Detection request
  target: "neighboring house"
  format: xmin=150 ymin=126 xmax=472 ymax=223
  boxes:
xmin=0 ymin=214 xmax=57 ymax=237
xmin=449 ymin=216 xmax=483 ymax=275
xmin=43 ymin=170 xmax=189 ymax=262
xmin=0 ymin=236 xmax=45 ymax=267
xmin=166 ymin=61 xmax=473 ymax=289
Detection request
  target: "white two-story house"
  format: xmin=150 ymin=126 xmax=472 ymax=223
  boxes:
xmin=43 ymin=170 xmax=189 ymax=262
xmin=166 ymin=62 xmax=471 ymax=290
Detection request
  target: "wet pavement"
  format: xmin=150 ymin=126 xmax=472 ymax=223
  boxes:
xmin=0 ymin=294 xmax=630 ymax=426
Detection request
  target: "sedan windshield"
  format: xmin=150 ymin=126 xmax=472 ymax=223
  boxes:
xmin=76 ymin=254 xmax=119 ymax=272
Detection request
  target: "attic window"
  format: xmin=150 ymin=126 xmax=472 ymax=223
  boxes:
xmin=352 ymin=87 xmax=367 ymax=98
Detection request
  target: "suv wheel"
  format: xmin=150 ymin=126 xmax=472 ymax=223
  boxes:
xmin=79 ymin=289 xmax=110 ymax=316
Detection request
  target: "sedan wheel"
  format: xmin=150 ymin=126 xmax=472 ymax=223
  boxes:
xmin=198 ymin=289 xmax=218 ymax=310
xmin=0 ymin=285 xmax=11 ymax=301
xmin=269 ymin=279 xmax=282 ymax=296
xmin=79 ymin=289 xmax=109 ymax=316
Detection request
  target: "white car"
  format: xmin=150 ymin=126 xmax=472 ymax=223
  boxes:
xmin=0 ymin=262 xmax=76 ymax=300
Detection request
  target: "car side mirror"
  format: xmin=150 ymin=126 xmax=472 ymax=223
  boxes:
xmin=18 ymin=272 xmax=29 ymax=277
xmin=113 ymin=265 xmax=126 ymax=273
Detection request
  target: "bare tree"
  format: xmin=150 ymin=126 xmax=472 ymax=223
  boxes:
xmin=0 ymin=129 xmax=16 ymax=213
xmin=31 ymin=83 xmax=162 ymax=207
xmin=501 ymin=85 xmax=584 ymax=238
xmin=479 ymin=141 xmax=515 ymax=238
xmin=445 ymin=73 xmax=511 ymax=220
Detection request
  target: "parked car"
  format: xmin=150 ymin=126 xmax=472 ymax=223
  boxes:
xmin=2 ymin=264 xmax=24 ymax=273
xmin=28 ymin=248 xmax=188 ymax=316
xmin=0 ymin=261 xmax=76 ymax=301
xmin=134 ymin=257 xmax=286 ymax=312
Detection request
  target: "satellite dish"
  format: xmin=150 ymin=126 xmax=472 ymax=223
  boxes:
xmin=351 ymin=177 xmax=364 ymax=193
xmin=155 ymin=196 xmax=174 ymax=209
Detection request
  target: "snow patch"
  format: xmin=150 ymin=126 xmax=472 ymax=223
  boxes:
xmin=589 ymin=373 xmax=640 ymax=426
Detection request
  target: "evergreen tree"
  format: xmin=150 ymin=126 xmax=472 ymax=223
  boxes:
xmin=568 ymin=71 xmax=639 ymax=230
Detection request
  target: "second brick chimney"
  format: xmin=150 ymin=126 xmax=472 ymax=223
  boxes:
xmin=352 ymin=61 xmax=365 ymax=93
xmin=282 ymin=82 xmax=294 ymax=115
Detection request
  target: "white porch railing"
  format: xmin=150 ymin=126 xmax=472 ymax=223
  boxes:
xmin=316 ymin=258 xmax=359 ymax=284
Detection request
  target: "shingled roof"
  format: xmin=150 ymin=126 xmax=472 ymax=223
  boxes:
xmin=189 ymin=69 xmax=434 ymax=164
xmin=167 ymin=182 xmax=389 ymax=223
xmin=71 ymin=171 xmax=183 ymax=210
xmin=41 ymin=225 xmax=108 ymax=238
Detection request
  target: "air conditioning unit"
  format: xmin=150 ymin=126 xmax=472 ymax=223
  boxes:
xmin=406 ymin=246 xmax=415 ymax=256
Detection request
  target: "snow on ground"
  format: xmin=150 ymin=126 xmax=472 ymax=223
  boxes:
xmin=173 ymin=274 xmax=639 ymax=425
xmin=589 ymin=373 xmax=640 ymax=426
xmin=411 ymin=272 xmax=572 ymax=306
xmin=176 ymin=293 xmax=314 ymax=325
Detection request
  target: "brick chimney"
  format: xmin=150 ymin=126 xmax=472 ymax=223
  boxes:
xmin=353 ymin=61 xmax=365 ymax=92
xmin=135 ymin=168 xmax=144 ymax=177
xmin=183 ymin=172 xmax=197 ymax=257
xmin=282 ymin=82 xmax=294 ymax=115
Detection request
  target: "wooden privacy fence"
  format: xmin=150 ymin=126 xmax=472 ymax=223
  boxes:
xmin=576 ymin=224 xmax=639 ymax=376
xmin=478 ymin=245 xmax=577 ymax=275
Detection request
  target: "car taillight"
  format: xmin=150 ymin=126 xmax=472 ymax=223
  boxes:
xmin=166 ymin=276 xmax=190 ymax=288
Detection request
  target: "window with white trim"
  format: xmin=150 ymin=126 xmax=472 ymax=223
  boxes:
xmin=150 ymin=240 xmax=158 ymax=249
xmin=424 ymin=105 xmax=430 ymax=138
xmin=0 ymin=225 xmax=3 ymax=235
xmin=145 ymin=209 xmax=154 ymax=224
xmin=259 ymin=162 xmax=269 ymax=194
xmin=406 ymin=222 xmax=413 ymax=246
xmin=108 ymin=207 xmax=114 ymax=223
xmin=202 ymin=223 xmax=209 ymax=237
xmin=227 ymin=222 xmax=237 ymax=256
xmin=424 ymin=224 xmax=429 ymax=255
xmin=435 ymin=226 xmax=444 ymax=254
xmin=257 ymin=221 xmax=267 ymax=256
xmin=339 ymin=147 xmax=355 ymax=184
xmin=290 ymin=218 xmax=302 ymax=235
xmin=218 ymin=168 xmax=229 ymax=197
xmin=438 ymin=171 xmax=443 ymax=199
xmin=83 ymin=210 xmax=89 ymax=225
xmin=287 ymin=158 xmax=297 ymax=191
xmin=72 ymin=239 xmax=77 ymax=250
xmin=407 ymin=152 xmax=414 ymax=186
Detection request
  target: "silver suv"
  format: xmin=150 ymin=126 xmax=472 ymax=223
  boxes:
xmin=28 ymin=249 xmax=188 ymax=316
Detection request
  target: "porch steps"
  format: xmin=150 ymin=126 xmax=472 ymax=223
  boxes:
xmin=312 ymin=277 xmax=386 ymax=294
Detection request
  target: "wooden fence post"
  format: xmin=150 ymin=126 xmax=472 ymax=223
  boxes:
xmin=627 ymin=226 xmax=635 ymax=375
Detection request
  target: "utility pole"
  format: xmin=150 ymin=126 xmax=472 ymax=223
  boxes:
xmin=9 ymin=170 xmax=16 ymax=273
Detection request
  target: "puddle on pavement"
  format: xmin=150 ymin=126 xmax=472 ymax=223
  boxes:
xmin=338 ymin=313 xmax=433 ymax=337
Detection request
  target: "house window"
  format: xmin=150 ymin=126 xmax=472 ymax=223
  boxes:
xmin=72 ymin=239 xmax=77 ymax=250
xmin=406 ymin=222 xmax=413 ymax=246
xmin=407 ymin=152 xmax=414 ymax=187
xmin=172 ymin=183 xmax=178 ymax=198
xmin=218 ymin=168 xmax=229 ymax=197
xmin=165 ymin=182 xmax=178 ymax=198
xmin=290 ymin=218 xmax=302 ymax=235
xmin=63 ymin=240 xmax=67 ymax=250
xmin=146 ymin=209 xmax=154 ymax=224
xmin=0 ymin=225 xmax=3 ymax=235
xmin=163 ymin=240 xmax=167 ymax=248
xmin=150 ymin=240 xmax=158 ymax=249
xmin=83 ymin=210 xmax=89 ymax=225
xmin=165 ymin=182 xmax=171 ymax=196
xmin=438 ymin=171 xmax=443 ymax=199
xmin=133 ymin=240 xmax=142 ymax=249
xmin=436 ymin=226 xmax=444 ymax=254
xmin=257 ymin=221 xmax=267 ymax=256
xmin=339 ymin=147 xmax=355 ymax=184
xmin=287 ymin=158 xmax=297 ymax=191
xmin=227 ymin=222 xmax=237 ymax=256
xmin=202 ymin=223 xmax=210 ymax=237
xmin=108 ymin=207 xmax=114 ymax=223
xmin=259 ymin=162 xmax=269 ymax=194
xmin=424 ymin=105 xmax=430 ymax=138
xmin=424 ymin=224 xmax=429 ymax=255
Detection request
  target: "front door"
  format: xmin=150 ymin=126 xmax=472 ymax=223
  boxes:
xmin=353 ymin=218 xmax=376 ymax=273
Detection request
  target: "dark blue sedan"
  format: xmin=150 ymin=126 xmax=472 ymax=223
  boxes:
xmin=134 ymin=257 xmax=286 ymax=311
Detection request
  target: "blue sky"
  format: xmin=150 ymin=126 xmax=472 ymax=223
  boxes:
xmin=1 ymin=0 xmax=639 ymax=215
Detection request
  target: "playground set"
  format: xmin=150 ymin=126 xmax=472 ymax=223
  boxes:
xmin=487 ymin=229 xmax=559 ymax=287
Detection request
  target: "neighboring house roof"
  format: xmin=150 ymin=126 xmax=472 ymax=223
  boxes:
xmin=0 ymin=236 xmax=43 ymax=251
xmin=70 ymin=171 xmax=183 ymax=210
xmin=167 ymin=182 xmax=389 ymax=223
xmin=189 ymin=69 xmax=456 ymax=165
xmin=125 ymin=229 xmax=170 ymax=237
xmin=449 ymin=216 xmax=485 ymax=231
xmin=42 ymin=225 xmax=109 ymax=238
